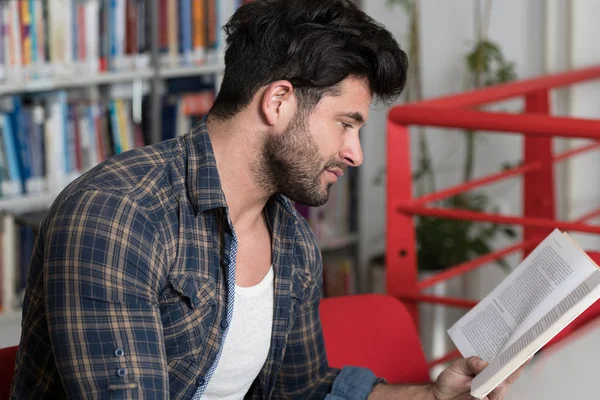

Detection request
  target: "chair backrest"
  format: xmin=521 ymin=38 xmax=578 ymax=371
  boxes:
xmin=319 ymin=294 xmax=430 ymax=385
xmin=0 ymin=346 xmax=17 ymax=400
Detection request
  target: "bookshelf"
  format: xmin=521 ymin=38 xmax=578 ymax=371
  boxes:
xmin=0 ymin=0 xmax=367 ymax=346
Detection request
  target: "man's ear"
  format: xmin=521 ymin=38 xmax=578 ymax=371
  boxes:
xmin=261 ymin=80 xmax=295 ymax=127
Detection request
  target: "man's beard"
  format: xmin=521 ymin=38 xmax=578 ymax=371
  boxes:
xmin=256 ymin=111 xmax=346 ymax=207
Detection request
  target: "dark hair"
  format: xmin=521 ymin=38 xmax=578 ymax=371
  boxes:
xmin=209 ymin=0 xmax=409 ymax=119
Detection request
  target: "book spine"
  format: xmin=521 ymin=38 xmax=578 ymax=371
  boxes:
xmin=29 ymin=0 xmax=38 ymax=78
xmin=191 ymin=0 xmax=206 ymax=65
xmin=1 ymin=114 xmax=22 ymax=195
xmin=0 ymin=5 xmax=4 ymax=80
xmin=167 ymin=0 xmax=179 ymax=67
xmin=108 ymin=0 xmax=117 ymax=70
xmin=135 ymin=0 xmax=149 ymax=68
xmin=179 ymin=0 xmax=192 ymax=66
xmin=85 ymin=0 xmax=99 ymax=73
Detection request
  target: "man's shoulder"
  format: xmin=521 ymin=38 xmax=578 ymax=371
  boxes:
xmin=54 ymin=139 xmax=184 ymax=214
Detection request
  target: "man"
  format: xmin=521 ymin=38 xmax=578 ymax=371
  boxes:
xmin=11 ymin=0 xmax=524 ymax=399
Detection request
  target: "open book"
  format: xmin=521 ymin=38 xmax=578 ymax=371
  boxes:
xmin=447 ymin=229 xmax=600 ymax=399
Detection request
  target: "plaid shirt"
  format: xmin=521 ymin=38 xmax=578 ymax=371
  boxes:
xmin=11 ymin=118 xmax=378 ymax=399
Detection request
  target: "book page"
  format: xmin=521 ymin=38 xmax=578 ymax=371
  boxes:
xmin=448 ymin=229 xmax=597 ymax=362
xmin=470 ymin=270 xmax=600 ymax=399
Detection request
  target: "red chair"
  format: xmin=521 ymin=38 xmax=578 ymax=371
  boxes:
xmin=0 ymin=346 xmax=17 ymax=400
xmin=320 ymin=294 xmax=431 ymax=384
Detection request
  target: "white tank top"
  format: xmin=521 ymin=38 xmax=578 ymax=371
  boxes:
xmin=202 ymin=266 xmax=274 ymax=399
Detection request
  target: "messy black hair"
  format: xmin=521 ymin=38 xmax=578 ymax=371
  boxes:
xmin=209 ymin=0 xmax=409 ymax=119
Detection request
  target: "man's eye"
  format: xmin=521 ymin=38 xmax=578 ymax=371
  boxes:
xmin=341 ymin=122 xmax=353 ymax=130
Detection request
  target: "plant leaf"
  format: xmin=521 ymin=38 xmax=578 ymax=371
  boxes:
xmin=502 ymin=227 xmax=517 ymax=238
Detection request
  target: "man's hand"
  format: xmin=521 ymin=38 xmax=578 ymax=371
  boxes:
xmin=368 ymin=356 xmax=529 ymax=400
xmin=432 ymin=356 xmax=529 ymax=400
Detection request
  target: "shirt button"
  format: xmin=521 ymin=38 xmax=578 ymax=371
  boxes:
xmin=116 ymin=368 xmax=127 ymax=377
xmin=192 ymin=296 xmax=200 ymax=306
xmin=114 ymin=348 xmax=125 ymax=357
xmin=221 ymin=319 xmax=229 ymax=329
xmin=197 ymin=377 xmax=205 ymax=386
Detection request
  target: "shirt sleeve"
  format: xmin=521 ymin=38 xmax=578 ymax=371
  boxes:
xmin=271 ymin=247 xmax=380 ymax=400
xmin=44 ymin=189 xmax=169 ymax=399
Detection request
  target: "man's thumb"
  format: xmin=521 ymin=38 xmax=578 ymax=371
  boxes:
xmin=467 ymin=356 xmax=488 ymax=374
xmin=453 ymin=356 xmax=488 ymax=375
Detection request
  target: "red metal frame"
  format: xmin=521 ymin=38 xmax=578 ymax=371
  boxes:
xmin=386 ymin=65 xmax=600 ymax=368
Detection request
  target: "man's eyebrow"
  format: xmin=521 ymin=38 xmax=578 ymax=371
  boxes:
xmin=338 ymin=112 xmax=365 ymax=125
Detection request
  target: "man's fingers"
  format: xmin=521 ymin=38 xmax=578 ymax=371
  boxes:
xmin=450 ymin=356 xmax=488 ymax=376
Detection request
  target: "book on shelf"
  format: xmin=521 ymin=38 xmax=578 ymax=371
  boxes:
xmin=448 ymin=229 xmax=600 ymax=399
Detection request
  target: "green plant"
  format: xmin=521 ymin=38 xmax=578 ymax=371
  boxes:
xmin=388 ymin=0 xmax=518 ymax=273
xmin=416 ymin=193 xmax=517 ymax=273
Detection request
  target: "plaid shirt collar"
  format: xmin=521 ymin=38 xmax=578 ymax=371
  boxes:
xmin=185 ymin=116 xmax=297 ymax=218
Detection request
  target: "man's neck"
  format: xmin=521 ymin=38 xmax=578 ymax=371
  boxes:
xmin=206 ymin=113 xmax=272 ymax=230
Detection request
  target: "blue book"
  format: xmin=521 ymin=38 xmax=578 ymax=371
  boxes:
xmin=1 ymin=114 xmax=23 ymax=194
xmin=8 ymin=97 xmax=33 ymax=194
xmin=109 ymin=101 xmax=122 ymax=154
xmin=179 ymin=0 xmax=192 ymax=65
xmin=29 ymin=0 xmax=38 ymax=68
xmin=108 ymin=0 xmax=118 ymax=70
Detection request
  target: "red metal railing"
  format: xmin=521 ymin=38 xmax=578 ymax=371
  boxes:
xmin=386 ymin=65 xmax=600 ymax=368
